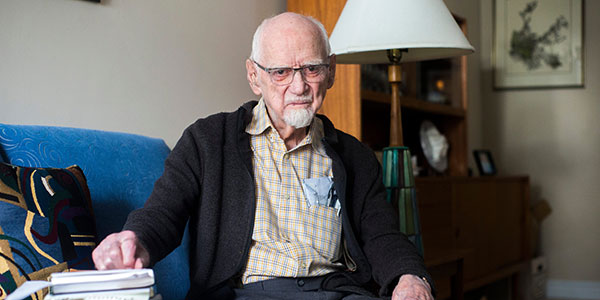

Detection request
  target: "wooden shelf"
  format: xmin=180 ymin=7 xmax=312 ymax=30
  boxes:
xmin=361 ymin=90 xmax=466 ymax=118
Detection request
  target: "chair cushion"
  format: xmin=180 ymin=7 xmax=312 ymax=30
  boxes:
xmin=0 ymin=163 xmax=96 ymax=299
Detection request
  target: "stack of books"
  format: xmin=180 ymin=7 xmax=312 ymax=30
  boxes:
xmin=7 ymin=269 xmax=157 ymax=300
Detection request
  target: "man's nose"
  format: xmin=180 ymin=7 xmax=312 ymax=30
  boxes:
xmin=288 ymin=70 xmax=309 ymax=94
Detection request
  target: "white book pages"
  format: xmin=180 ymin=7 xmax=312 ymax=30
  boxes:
xmin=43 ymin=287 xmax=151 ymax=300
xmin=50 ymin=269 xmax=154 ymax=295
xmin=6 ymin=269 xmax=155 ymax=300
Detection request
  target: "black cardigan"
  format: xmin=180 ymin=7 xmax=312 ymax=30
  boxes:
xmin=124 ymin=101 xmax=433 ymax=299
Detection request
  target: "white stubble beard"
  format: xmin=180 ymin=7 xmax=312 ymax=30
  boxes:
xmin=283 ymin=95 xmax=315 ymax=129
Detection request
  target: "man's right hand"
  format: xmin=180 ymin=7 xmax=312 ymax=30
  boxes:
xmin=92 ymin=230 xmax=150 ymax=270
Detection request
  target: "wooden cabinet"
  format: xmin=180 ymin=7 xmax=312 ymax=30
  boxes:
xmin=417 ymin=176 xmax=532 ymax=296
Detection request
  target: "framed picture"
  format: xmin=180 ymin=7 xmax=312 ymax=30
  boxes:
xmin=493 ymin=0 xmax=583 ymax=89
xmin=473 ymin=150 xmax=497 ymax=176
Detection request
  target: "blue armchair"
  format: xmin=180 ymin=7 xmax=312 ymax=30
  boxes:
xmin=0 ymin=123 xmax=190 ymax=300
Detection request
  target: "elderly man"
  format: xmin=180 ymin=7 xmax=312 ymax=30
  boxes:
xmin=92 ymin=12 xmax=433 ymax=300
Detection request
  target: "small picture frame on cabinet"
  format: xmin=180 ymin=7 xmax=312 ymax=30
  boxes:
xmin=473 ymin=150 xmax=497 ymax=176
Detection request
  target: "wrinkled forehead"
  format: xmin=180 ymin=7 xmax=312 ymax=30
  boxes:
xmin=259 ymin=17 xmax=328 ymax=64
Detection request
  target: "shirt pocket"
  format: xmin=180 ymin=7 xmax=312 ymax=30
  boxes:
xmin=301 ymin=176 xmax=340 ymax=214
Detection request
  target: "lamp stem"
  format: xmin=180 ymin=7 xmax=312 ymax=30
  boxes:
xmin=388 ymin=63 xmax=403 ymax=146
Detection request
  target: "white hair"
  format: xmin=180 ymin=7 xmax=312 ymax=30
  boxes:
xmin=249 ymin=13 xmax=331 ymax=62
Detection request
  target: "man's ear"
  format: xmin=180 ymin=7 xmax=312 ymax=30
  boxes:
xmin=246 ymin=59 xmax=262 ymax=96
xmin=326 ymin=54 xmax=337 ymax=89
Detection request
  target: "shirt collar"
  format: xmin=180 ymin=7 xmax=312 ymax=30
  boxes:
xmin=245 ymin=98 xmax=327 ymax=156
xmin=245 ymin=98 xmax=272 ymax=136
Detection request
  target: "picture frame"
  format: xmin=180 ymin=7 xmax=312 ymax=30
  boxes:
xmin=493 ymin=0 xmax=584 ymax=89
xmin=473 ymin=150 xmax=497 ymax=176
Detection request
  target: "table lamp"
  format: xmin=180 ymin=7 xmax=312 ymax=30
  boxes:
xmin=329 ymin=0 xmax=474 ymax=254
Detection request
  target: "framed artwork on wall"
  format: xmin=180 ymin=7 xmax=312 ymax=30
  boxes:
xmin=493 ymin=0 xmax=583 ymax=89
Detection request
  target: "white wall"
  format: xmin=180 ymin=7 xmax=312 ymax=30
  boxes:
xmin=0 ymin=0 xmax=286 ymax=147
xmin=479 ymin=1 xmax=600 ymax=298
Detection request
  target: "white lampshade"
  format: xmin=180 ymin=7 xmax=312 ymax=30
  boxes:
xmin=330 ymin=0 xmax=475 ymax=64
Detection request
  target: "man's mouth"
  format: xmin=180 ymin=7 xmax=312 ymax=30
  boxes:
xmin=288 ymin=102 xmax=310 ymax=106
xmin=285 ymin=96 xmax=312 ymax=107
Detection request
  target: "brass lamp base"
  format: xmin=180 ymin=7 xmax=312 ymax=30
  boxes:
xmin=387 ymin=48 xmax=405 ymax=147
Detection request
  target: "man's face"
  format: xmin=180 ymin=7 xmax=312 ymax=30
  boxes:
xmin=246 ymin=18 xmax=336 ymax=129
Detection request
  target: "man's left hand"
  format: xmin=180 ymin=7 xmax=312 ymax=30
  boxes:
xmin=392 ymin=274 xmax=433 ymax=300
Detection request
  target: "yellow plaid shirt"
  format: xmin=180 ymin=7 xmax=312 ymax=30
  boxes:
xmin=242 ymin=99 xmax=344 ymax=284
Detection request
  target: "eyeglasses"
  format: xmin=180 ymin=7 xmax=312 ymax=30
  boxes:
xmin=252 ymin=60 xmax=330 ymax=86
